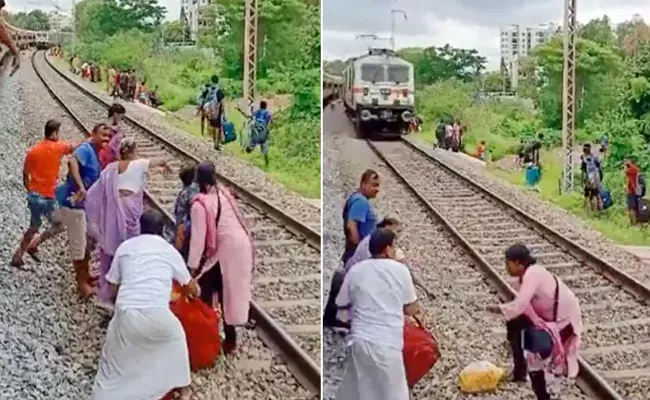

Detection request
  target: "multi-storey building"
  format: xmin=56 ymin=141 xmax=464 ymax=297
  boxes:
xmin=500 ymin=23 xmax=560 ymax=89
xmin=180 ymin=0 xmax=213 ymax=42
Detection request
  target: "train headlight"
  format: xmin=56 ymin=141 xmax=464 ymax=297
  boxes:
xmin=363 ymin=88 xmax=369 ymax=96
xmin=401 ymin=110 xmax=413 ymax=122
xmin=360 ymin=109 xmax=373 ymax=121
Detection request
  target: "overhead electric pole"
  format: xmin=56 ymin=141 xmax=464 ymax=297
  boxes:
xmin=243 ymin=0 xmax=258 ymax=111
xmin=389 ymin=9 xmax=407 ymax=50
xmin=560 ymin=0 xmax=577 ymax=194
xmin=70 ymin=0 xmax=76 ymax=55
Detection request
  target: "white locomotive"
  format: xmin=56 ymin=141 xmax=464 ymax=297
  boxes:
xmin=342 ymin=48 xmax=415 ymax=137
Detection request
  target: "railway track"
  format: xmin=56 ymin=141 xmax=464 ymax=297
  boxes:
xmin=31 ymin=50 xmax=321 ymax=397
xmin=363 ymin=137 xmax=650 ymax=400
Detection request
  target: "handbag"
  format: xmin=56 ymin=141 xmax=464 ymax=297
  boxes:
xmin=403 ymin=316 xmax=440 ymax=387
xmin=522 ymin=276 xmax=559 ymax=360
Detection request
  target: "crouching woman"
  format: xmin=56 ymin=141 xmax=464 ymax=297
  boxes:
xmin=498 ymin=244 xmax=583 ymax=400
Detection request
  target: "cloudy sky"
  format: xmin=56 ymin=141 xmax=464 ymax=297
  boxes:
xmin=323 ymin=0 xmax=650 ymax=70
xmin=6 ymin=0 xmax=181 ymax=20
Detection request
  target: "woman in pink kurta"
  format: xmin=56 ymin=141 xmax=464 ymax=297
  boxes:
xmin=187 ymin=162 xmax=253 ymax=355
xmin=498 ymin=244 xmax=582 ymax=400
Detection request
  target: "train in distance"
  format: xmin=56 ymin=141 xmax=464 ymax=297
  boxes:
xmin=342 ymin=48 xmax=415 ymax=138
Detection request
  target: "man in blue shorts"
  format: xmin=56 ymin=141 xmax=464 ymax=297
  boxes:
xmin=246 ymin=100 xmax=272 ymax=167
xmin=323 ymin=169 xmax=380 ymax=328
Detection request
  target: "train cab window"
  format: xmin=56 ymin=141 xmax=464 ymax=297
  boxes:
xmin=387 ymin=65 xmax=409 ymax=84
xmin=361 ymin=64 xmax=385 ymax=83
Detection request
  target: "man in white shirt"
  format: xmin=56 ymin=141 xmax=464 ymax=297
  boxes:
xmin=335 ymin=228 xmax=420 ymax=400
xmin=92 ymin=210 xmax=199 ymax=400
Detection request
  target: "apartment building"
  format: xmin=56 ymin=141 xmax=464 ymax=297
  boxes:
xmin=500 ymin=23 xmax=560 ymax=89
xmin=180 ymin=0 xmax=217 ymax=42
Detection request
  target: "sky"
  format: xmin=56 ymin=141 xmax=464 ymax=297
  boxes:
xmin=323 ymin=0 xmax=650 ymax=70
xmin=5 ymin=0 xmax=181 ymax=20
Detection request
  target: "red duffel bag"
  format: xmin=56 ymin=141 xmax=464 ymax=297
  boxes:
xmin=403 ymin=317 xmax=440 ymax=387
xmin=170 ymin=281 xmax=222 ymax=372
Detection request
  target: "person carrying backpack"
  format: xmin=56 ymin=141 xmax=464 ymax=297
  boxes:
xmin=245 ymin=100 xmax=272 ymax=167
xmin=581 ymin=144 xmax=602 ymax=211
xmin=201 ymin=76 xmax=226 ymax=150
xmin=625 ymin=158 xmax=647 ymax=225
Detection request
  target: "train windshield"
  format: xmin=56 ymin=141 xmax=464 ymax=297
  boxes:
xmin=387 ymin=65 xmax=409 ymax=83
xmin=360 ymin=64 xmax=385 ymax=82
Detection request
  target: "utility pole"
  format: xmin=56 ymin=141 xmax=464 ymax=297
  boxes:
xmin=242 ymin=0 xmax=258 ymax=112
xmin=389 ymin=9 xmax=407 ymax=50
xmin=560 ymin=0 xmax=577 ymax=194
xmin=70 ymin=0 xmax=76 ymax=55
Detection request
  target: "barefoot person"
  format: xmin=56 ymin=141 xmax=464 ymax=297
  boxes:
xmin=0 ymin=1 xmax=20 ymax=77
xmin=11 ymin=120 xmax=81 ymax=266
xmin=92 ymin=209 xmax=199 ymax=400
xmin=86 ymin=138 xmax=172 ymax=309
xmin=188 ymin=161 xmax=253 ymax=355
xmin=56 ymin=123 xmax=109 ymax=296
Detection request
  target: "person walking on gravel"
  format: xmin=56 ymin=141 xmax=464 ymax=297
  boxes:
xmin=99 ymin=103 xmax=126 ymax=169
xmin=487 ymin=244 xmax=582 ymax=400
xmin=187 ymin=162 xmax=253 ymax=355
xmin=92 ymin=209 xmax=199 ymax=400
xmin=173 ymin=162 xmax=200 ymax=260
xmin=56 ymin=123 xmax=110 ymax=297
xmin=202 ymin=76 xmax=226 ymax=151
xmin=86 ymin=138 xmax=172 ymax=310
xmin=245 ymin=100 xmax=272 ymax=167
xmin=334 ymin=228 xmax=420 ymax=400
xmin=324 ymin=169 xmax=380 ymax=328
xmin=10 ymin=120 xmax=81 ymax=267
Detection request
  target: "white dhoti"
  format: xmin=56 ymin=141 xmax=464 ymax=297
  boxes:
xmin=335 ymin=338 xmax=409 ymax=400
xmin=92 ymin=308 xmax=191 ymax=400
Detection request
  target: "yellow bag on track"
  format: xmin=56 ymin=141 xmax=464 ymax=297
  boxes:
xmin=458 ymin=361 xmax=504 ymax=393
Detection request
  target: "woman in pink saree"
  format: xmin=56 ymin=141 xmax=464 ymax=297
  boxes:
xmin=495 ymin=244 xmax=582 ymax=400
xmin=86 ymin=138 xmax=172 ymax=309
xmin=187 ymin=161 xmax=254 ymax=355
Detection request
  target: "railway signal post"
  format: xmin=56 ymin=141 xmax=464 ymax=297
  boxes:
xmin=560 ymin=0 xmax=577 ymax=194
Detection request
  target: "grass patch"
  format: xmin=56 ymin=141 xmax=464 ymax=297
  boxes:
xmin=166 ymin=107 xmax=320 ymax=199
xmin=411 ymin=131 xmax=650 ymax=245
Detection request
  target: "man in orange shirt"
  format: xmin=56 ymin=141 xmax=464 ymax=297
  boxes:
xmin=10 ymin=120 xmax=80 ymax=267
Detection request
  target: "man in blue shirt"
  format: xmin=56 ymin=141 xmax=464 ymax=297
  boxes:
xmin=56 ymin=123 xmax=109 ymax=297
xmin=323 ymin=169 xmax=380 ymax=328
xmin=246 ymin=100 xmax=272 ymax=167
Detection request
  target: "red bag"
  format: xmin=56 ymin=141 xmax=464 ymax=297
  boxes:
xmin=403 ymin=317 xmax=440 ymax=387
xmin=169 ymin=282 xmax=222 ymax=371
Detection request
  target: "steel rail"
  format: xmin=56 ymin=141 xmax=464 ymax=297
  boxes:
xmin=365 ymin=139 xmax=624 ymax=400
xmin=31 ymin=51 xmax=321 ymax=395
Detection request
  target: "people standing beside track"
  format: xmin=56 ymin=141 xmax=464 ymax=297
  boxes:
xmin=10 ymin=120 xmax=81 ymax=267
xmin=98 ymin=103 xmax=126 ymax=169
xmin=127 ymin=70 xmax=137 ymax=102
xmin=203 ymin=76 xmax=226 ymax=151
xmin=86 ymin=138 xmax=172 ymax=309
xmin=492 ymin=244 xmax=582 ymax=400
xmin=334 ymin=228 xmax=420 ymax=400
xmin=187 ymin=161 xmax=253 ymax=355
xmin=106 ymin=66 xmax=115 ymax=94
xmin=324 ymin=169 xmax=380 ymax=329
xmin=0 ymin=0 xmax=20 ymax=77
xmin=580 ymin=144 xmax=603 ymax=211
xmin=173 ymin=163 xmax=200 ymax=260
xmin=91 ymin=209 xmax=198 ymax=400
xmin=625 ymin=158 xmax=645 ymax=225
xmin=56 ymin=123 xmax=110 ymax=297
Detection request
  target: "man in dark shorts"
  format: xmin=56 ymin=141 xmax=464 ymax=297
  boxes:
xmin=203 ymin=76 xmax=225 ymax=150
xmin=323 ymin=169 xmax=380 ymax=328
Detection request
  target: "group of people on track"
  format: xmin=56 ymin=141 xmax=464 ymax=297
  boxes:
xmin=196 ymin=75 xmax=272 ymax=166
xmin=11 ymin=103 xmax=255 ymax=399
xmin=325 ymin=169 xmax=583 ymax=400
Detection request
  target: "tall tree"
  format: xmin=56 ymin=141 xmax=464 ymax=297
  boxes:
xmin=580 ymin=15 xmax=615 ymax=47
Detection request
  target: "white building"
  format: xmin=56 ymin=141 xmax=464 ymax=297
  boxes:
xmin=181 ymin=0 xmax=213 ymax=42
xmin=500 ymin=23 xmax=560 ymax=89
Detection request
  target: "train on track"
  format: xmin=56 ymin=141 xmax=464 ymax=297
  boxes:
xmin=342 ymin=48 xmax=415 ymax=138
